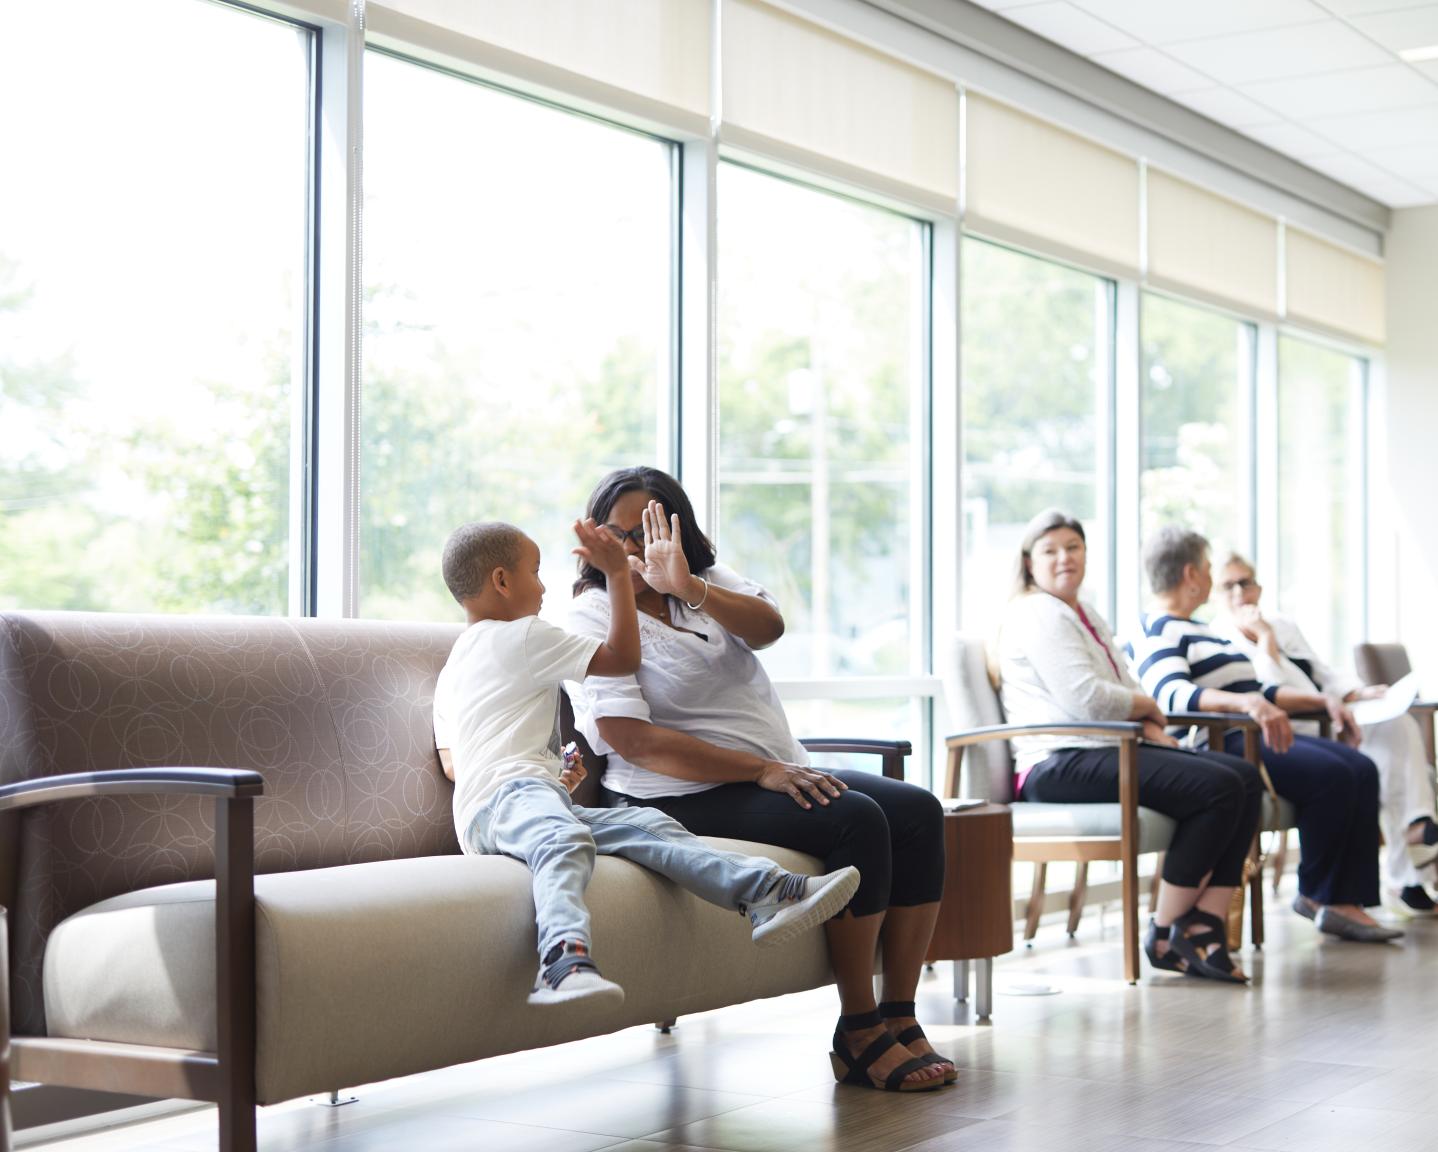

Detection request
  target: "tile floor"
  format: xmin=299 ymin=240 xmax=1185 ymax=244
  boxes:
xmin=18 ymin=883 xmax=1438 ymax=1152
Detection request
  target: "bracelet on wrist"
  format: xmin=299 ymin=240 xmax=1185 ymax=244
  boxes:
xmin=684 ymin=577 xmax=710 ymax=611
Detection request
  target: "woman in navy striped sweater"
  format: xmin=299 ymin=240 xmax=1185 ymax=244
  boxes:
xmin=1128 ymin=526 xmax=1400 ymax=943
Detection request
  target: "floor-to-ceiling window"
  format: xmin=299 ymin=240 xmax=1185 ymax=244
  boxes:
xmin=961 ymin=238 xmax=1115 ymax=627
xmin=0 ymin=0 xmax=311 ymax=613
xmin=1140 ymin=293 xmax=1256 ymax=574
xmin=361 ymin=53 xmax=673 ymax=621
xmin=1276 ymin=335 xmax=1366 ymax=661
xmin=715 ymin=163 xmax=928 ymax=753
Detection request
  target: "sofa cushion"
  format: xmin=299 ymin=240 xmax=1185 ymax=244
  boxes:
xmin=44 ymin=837 xmax=831 ymax=1104
xmin=1011 ymin=802 xmax=1176 ymax=854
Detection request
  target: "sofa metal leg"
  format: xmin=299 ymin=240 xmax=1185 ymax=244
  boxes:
xmin=654 ymin=1019 xmax=677 ymax=1034
xmin=319 ymin=1090 xmax=358 ymax=1107
xmin=953 ymin=959 xmax=969 ymax=1003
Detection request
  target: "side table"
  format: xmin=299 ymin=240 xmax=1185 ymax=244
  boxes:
xmin=924 ymin=801 xmax=1013 ymax=1021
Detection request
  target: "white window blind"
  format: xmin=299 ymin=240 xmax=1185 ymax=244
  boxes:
xmin=964 ymin=93 xmax=1139 ymax=277
xmin=367 ymin=0 xmax=711 ymax=128
xmin=720 ymin=0 xmax=958 ymax=214
xmin=1146 ymin=169 xmax=1279 ymax=319
xmin=1285 ymin=228 xmax=1385 ymax=345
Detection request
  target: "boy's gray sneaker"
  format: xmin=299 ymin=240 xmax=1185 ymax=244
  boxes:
xmin=749 ymin=866 xmax=861 ymax=948
xmin=528 ymin=941 xmax=625 ymax=1008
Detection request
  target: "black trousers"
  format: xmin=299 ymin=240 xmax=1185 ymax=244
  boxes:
xmin=1224 ymin=731 xmax=1381 ymax=907
xmin=1021 ymin=744 xmax=1263 ymax=888
xmin=633 ymin=771 xmax=945 ymax=917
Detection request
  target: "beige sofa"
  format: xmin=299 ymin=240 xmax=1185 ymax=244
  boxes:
xmin=0 ymin=612 xmax=908 ymax=1152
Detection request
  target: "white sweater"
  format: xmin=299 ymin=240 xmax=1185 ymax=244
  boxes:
xmin=997 ymin=591 xmax=1139 ymax=778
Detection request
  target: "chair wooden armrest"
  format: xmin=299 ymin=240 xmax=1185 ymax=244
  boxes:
xmin=1 ymin=769 xmax=263 ymax=1152
xmin=943 ymin=720 xmax=1143 ymax=983
xmin=799 ymin=738 xmax=912 ymax=781
xmin=1165 ymin=710 xmax=1277 ymax=798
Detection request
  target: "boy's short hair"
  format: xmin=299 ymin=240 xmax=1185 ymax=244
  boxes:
xmin=442 ymin=521 xmax=526 ymax=603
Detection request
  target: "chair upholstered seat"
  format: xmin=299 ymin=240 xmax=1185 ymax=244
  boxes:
xmin=1262 ymin=791 xmax=1298 ymax=832
xmin=1010 ymin=802 xmax=1176 ymax=853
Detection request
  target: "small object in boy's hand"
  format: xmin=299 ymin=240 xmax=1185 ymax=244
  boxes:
xmin=562 ymin=741 xmax=580 ymax=771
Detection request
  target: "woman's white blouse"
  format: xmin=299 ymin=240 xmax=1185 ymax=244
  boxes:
xmin=565 ymin=562 xmax=808 ymax=799
xmin=998 ymin=591 xmax=1139 ymax=774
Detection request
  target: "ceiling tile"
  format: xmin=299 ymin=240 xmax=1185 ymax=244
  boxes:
xmin=1301 ymin=102 xmax=1438 ymax=149
xmin=1313 ymin=0 xmax=1438 ymax=16
xmin=1165 ymin=21 xmax=1391 ymax=85
xmin=1066 ymin=0 xmax=1329 ymax=45
xmin=1174 ymin=87 xmax=1283 ymax=127
xmin=1240 ymin=62 xmax=1438 ymax=116
xmin=1087 ymin=46 xmax=1214 ymax=93
xmin=1347 ymin=172 xmax=1432 ymax=204
xmin=1239 ymin=120 xmax=1347 ymax=158
xmin=957 ymin=0 xmax=1038 ymax=9
xmin=1349 ymin=6 xmax=1438 ymax=52
xmin=1420 ymin=59 xmax=1438 ymax=79
xmin=1363 ymin=142 xmax=1438 ymax=181
xmin=1001 ymin=2 xmax=1139 ymax=55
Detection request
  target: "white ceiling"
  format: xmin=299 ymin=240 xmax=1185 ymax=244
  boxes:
xmin=969 ymin=0 xmax=1438 ymax=207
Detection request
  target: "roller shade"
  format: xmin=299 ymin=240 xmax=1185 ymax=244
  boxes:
xmin=721 ymin=0 xmax=959 ymax=213
xmin=965 ymin=93 xmax=1139 ymax=276
xmin=1146 ymin=170 xmax=1279 ymax=319
xmin=368 ymin=0 xmax=711 ymax=126
xmin=1286 ymin=228 xmax=1385 ymax=345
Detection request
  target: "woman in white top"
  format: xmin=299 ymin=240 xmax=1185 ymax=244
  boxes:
xmin=1215 ymin=551 xmax=1438 ymax=914
xmin=567 ymin=467 xmax=949 ymax=1094
xmin=997 ymin=509 xmax=1262 ymax=982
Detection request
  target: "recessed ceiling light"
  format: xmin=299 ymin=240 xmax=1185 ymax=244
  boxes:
xmin=1398 ymin=44 xmax=1438 ymax=63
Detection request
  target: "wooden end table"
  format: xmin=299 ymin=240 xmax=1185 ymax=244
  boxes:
xmin=924 ymin=801 xmax=1013 ymax=1021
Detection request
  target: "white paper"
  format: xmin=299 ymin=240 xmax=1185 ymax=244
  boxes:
xmin=1350 ymin=672 xmax=1421 ymax=728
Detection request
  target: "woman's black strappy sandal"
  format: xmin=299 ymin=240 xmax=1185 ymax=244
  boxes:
xmin=829 ymin=1009 xmax=945 ymax=1092
xmin=1168 ymin=909 xmax=1249 ymax=984
xmin=1143 ymin=918 xmax=1186 ymax=973
xmin=878 ymin=1001 xmax=957 ymax=1083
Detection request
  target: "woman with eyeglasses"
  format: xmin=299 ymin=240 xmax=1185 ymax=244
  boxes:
xmin=1216 ymin=552 xmax=1438 ymax=916
xmin=565 ymin=466 xmax=951 ymax=1094
xmin=996 ymin=509 xmax=1263 ymax=982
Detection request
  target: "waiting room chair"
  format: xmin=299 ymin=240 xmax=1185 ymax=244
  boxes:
xmin=1354 ymin=642 xmax=1436 ymax=765
xmin=942 ymin=634 xmax=1284 ymax=983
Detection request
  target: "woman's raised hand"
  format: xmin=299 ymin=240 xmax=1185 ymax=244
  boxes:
xmin=630 ymin=499 xmax=696 ymax=597
xmin=753 ymin=760 xmax=848 ymax=809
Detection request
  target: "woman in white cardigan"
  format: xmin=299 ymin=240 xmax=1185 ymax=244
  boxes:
xmin=996 ymin=509 xmax=1263 ymax=982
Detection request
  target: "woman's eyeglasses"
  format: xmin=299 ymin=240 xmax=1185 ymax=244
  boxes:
xmin=1220 ymin=577 xmax=1258 ymax=592
xmin=603 ymin=524 xmax=647 ymax=547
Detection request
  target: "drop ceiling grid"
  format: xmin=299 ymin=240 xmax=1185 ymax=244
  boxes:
xmin=969 ymin=0 xmax=1438 ymax=205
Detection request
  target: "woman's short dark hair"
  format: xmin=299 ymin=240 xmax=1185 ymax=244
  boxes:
xmin=573 ymin=466 xmax=717 ymax=595
xmin=1011 ymin=508 xmax=1086 ymax=598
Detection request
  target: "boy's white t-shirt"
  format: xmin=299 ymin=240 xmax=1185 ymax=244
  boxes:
xmin=565 ymin=563 xmax=807 ymax=799
xmin=433 ymin=616 xmax=600 ymax=847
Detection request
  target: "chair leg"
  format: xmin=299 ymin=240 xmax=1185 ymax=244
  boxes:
xmin=1024 ymin=863 xmax=1047 ymax=941
xmin=975 ymin=958 xmax=994 ymax=1023
xmin=1149 ymin=853 xmax=1164 ymax=914
xmin=1269 ymin=830 xmax=1288 ymax=894
xmin=1067 ymin=863 xmax=1089 ymax=937
xmin=2 ymin=907 xmax=11 ymax=1152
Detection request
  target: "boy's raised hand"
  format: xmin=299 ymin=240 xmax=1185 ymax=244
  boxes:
xmin=573 ymin=517 xmax=629 ymax=577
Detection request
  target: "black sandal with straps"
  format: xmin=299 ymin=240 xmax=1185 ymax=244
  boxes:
xmin=1144 ymin=918 xmax=1186 ymax=973
xmin=878 ymin=1001 xmax=957 ymax=1083
xmin=1168 ymin=909 xmax=1249 ymax=984
xmin=829 ymin=1009 xmax=945 ymax=1092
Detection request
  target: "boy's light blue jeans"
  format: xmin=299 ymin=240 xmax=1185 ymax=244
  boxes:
xmin=468 ymin=777 xmax=785 ymax=962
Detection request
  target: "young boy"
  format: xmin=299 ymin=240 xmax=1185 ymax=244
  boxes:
xmin=433 ymin=518 xmax=860 ymax=1008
